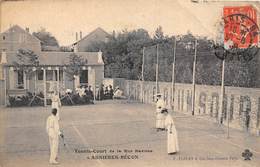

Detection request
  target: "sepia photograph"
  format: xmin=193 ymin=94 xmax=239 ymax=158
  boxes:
xmin=0 ymin=0 xmax=260 ymax=166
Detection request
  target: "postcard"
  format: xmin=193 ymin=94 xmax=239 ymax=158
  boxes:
xmin=0 ymin=0 xmax=259 ymax=166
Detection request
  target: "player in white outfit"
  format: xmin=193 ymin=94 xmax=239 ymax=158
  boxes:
xmin=51 ymin=91 xmax=61 ymax=121
xmin=156 ymin=94 xmax=166 ymax=131
xmin=46 ymin=108 xmax=63 ymax=165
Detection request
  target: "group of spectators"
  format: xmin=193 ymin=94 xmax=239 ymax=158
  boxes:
xmin=96 ymin=84 xmax=114 ymax=100
xmin=61 ymin=85 xmax=95 ymax=105
xmin=75 ymin=85 xmax=94 ymax=99
xmin=96 ymin=84 xmax=126 ymax=100
xmin=65 ymin=84 xmax=125 ymax=103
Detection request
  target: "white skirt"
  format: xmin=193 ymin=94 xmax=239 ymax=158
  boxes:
xmin=167 ymin=126 xmax=179 ymax=153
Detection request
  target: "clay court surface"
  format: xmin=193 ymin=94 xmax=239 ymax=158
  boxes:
xmin=0 ymin=100 xmax=260 ymax=167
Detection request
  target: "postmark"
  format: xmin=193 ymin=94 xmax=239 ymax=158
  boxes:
xmin=214 ymin=6 xmax=259 ymax=61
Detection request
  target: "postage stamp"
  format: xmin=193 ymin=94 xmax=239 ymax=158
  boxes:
xmin=214 ymin=6 xmax=259 ymax=61
xmin=223 ymin=6 xmax=259 ymax=49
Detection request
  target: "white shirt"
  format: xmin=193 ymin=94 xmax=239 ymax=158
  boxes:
xmin=79 ymin=88 xmax=85 ymax=97
xmin=156 ymin=99 xmax=166 ymax=109
xmin=46 ymin=115 xmax=60 ymax=138
xmin=51 ymin=95 xmax=61 ymax=109
xmin=114 ymin=89 xmax=123 ymax=97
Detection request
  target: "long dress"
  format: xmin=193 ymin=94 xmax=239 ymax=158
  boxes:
xmin=51 ymin=95 xmax=61 ymax=121
xmin=156 ymin=99 xmax=166 ymax=129
xmin=165 ymin=114 xmax=179 ymax=154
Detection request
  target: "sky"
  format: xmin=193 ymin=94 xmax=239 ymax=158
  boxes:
xmin=1 ymin=0 xmax=259 ymax=46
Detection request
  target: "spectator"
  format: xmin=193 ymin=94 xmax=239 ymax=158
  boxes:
xmin=109 ymin=85 xmax=114 ymax=99
xmin=104 ymin=86 xmax=109 ymax=99
xmin=113 ymin=87 xmax=126 ymax=99
xmin=88 ymin=86 xmax=94 ymax=101
xmin=100 ymin=84 xmax=105 ymax=100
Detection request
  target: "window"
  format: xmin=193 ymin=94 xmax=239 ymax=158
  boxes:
xmin=46 ymin=70 xmax=53 ymax=81
xmin=54 ymin=70 xmax=58 ymax=81
xmin=17 ymin=70 xmax=24 ymax=89
xmin=80 ymin=70 xmax=88 ymax=83
xmin=3 ymin=36 xmax=5 ymax=40
xmin=37 ymin=70 xmax=43 ymax=80
xmin=54 ymin=70 xmax=63 ymax=81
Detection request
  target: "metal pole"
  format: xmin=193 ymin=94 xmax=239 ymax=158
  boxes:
xmin=172 ymin=38 xmax=176 ymax=110
xmin=141 ymin=47 xmax=145 ymax=103
xmin=220 ymin=59 xmax=228 ymax=138
xmin=192 ymin=40 xmax=197 ymax=116
xmin=156 ymin=44 xmax=159 ymax=94
xmin=43 ymin=68 xmax=46 ymax=106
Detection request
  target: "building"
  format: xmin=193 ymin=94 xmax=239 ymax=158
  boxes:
xmin=72 ymin=27 xmax=110 ymax=52
xmin=0 ymin=25 xmax=41 ymax=53
xmin=0 ymin=25 xmax=104 ymax=106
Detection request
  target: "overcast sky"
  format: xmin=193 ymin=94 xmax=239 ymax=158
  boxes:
xmin=1 ymin=0 xmax=259 ymax=45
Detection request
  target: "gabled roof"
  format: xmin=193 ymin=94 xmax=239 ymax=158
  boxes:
xmin=72 ymin=27 xmax=110 ymax=45
xmin=5 ymin=51 xmax=103 ymax=66
xmin=1 ymin=25 xmax=42 ymax=43
xmin=40 ymin=52 xmax=101 ymax=65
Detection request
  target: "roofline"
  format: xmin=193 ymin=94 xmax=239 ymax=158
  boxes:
xmin=40 ymin=51 xmax=100 ymax=54
xmin=5 ymin=51 xmax=100 ymax=54
xmin=72 ymin=27 xmax=111 ymax=45
xmin=4 ymin=64 xmax=104 ymax=67
xmin=1 ymin=25 xmax=42 ymax=43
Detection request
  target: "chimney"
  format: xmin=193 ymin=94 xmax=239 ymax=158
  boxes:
xmin=80 ymin=31 xmax=82 ymax=39
xmin=25 ymin=27 xmax=29 ymax=33
xmin=76 ymin=32 xmax=78 ymax=41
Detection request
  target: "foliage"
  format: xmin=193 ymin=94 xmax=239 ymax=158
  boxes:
xmin=27 ymin=92 xmax=44 ymax=106
xmin=12 ymin=49 xmax=39 ymax=79
xmin=33 ymin=27 xmax=59 ymax=47
xmin=8 ymin=95 xmax=29 ymax=107
xmin=8 ymin=92 xmax=44 ymax=107
xmin=85 ymin=26 xmax=259 ymax=88
xmin=60 ymin=93 xmax=94 ymax=105
xmin=153 ymin=26 xmax=165 ymax=42
xmin=65 ymin=53 xmax=88 ymax=81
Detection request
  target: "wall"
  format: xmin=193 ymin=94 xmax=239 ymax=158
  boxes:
xmin=0 ymin=27 xmax=41 ymax=53
xmin=103 ymin=78 xmax=126 ymax=90
xmin=76 ymin=28 xmax=109 ymax=52
xmin=118 ymin=79 xmax=260 ymax=134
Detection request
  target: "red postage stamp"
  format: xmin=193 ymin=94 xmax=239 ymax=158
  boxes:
xmin=223 ymin=6 xmax=259 ymax=49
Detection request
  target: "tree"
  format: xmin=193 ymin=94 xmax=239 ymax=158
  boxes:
xmin=12 ymin=49 xmax=39 ymax=91
xmin=65 ymin=53 xmax=88 ymax=89
xmin=33 ymin=27 xmax=59 ymax=47
xmin=13 ymin=49 xmax=39 ymax=80
xmin=93 ymin=28 xmax=152 ymax=79
xmin=81 ymin=26 xmax=259 ymax=88
xmin=153 ymin=26 xmax=164 ymax=42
